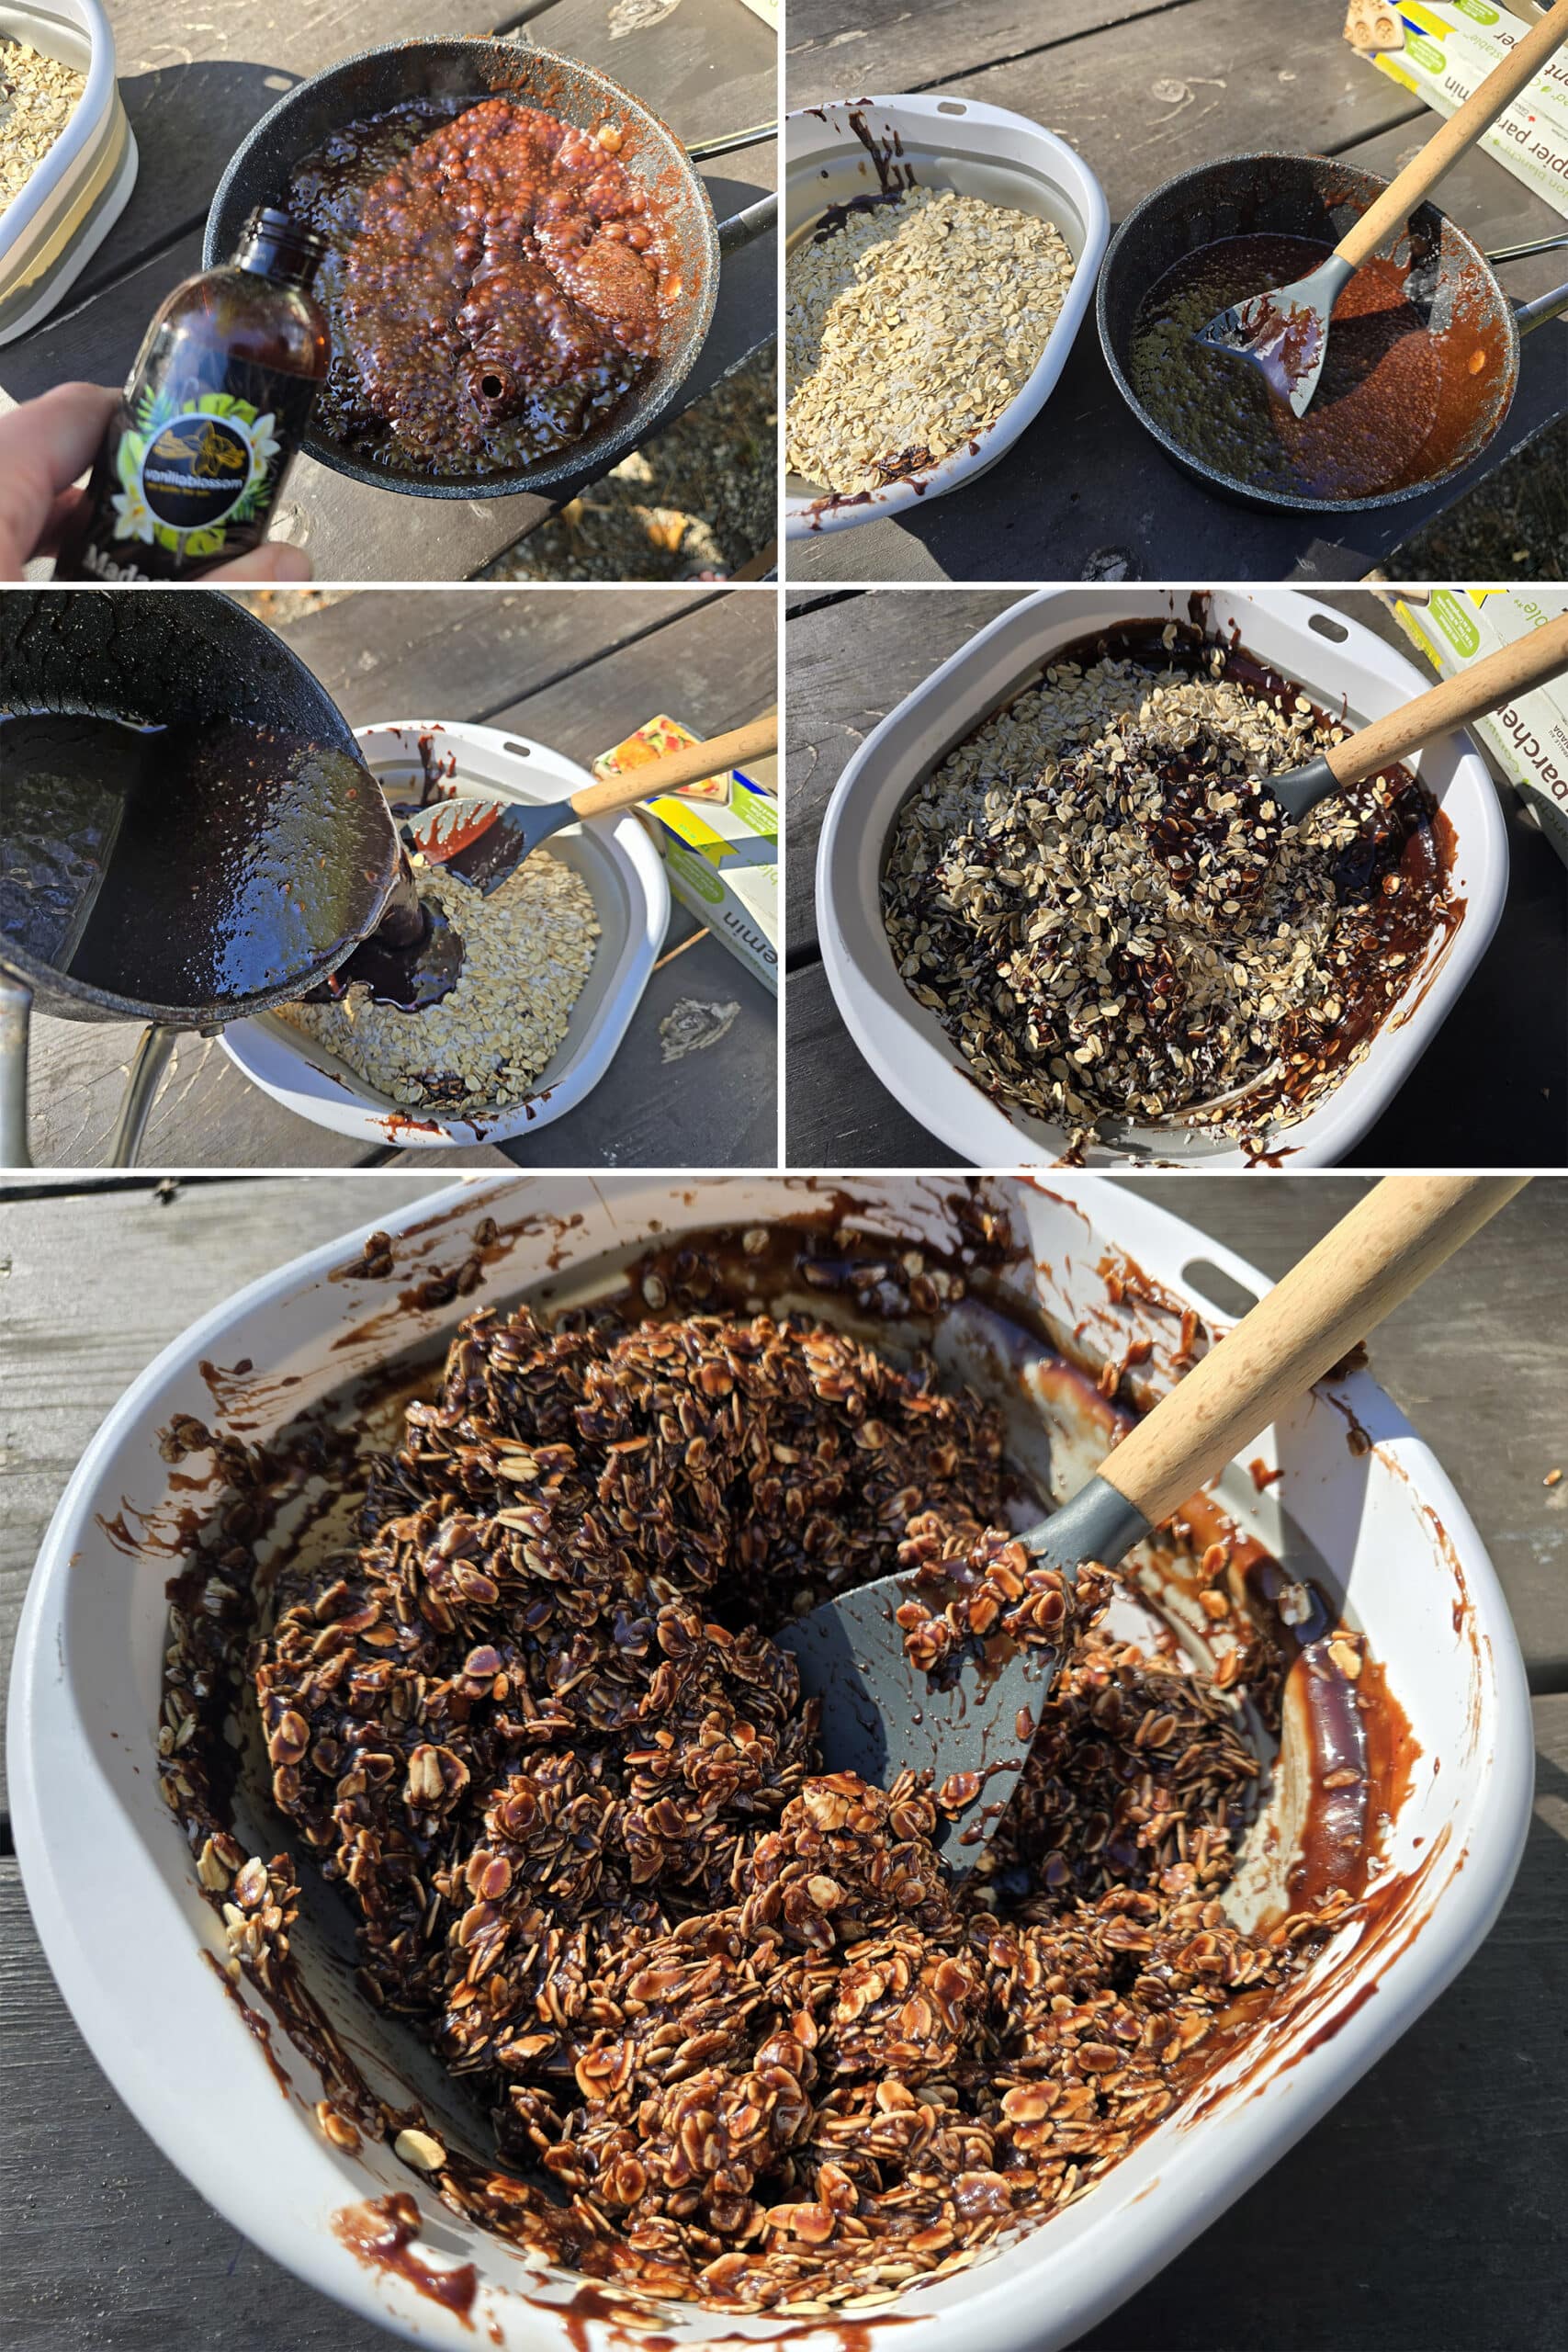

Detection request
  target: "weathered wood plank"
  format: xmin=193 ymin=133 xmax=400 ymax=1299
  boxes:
xmin=0 ymin=1175 xmax=458 ymax=1796
xmin=247 ymin=586 xmax=729 ymax=729
xmin=6 ymin=1689 xmax=1565 ymax=2348
xmin=15 ymin=1020 xmax=387 ymax=1170
xmin=480 ymin=582 xmax=779 ymax=760
xmin=787 ymin=0 xmax=1203 ymax=109
xmin=792 ymin=0 xmax=1426 ymax=220
xmin=785 ymin=956 xmax=958 ymax=1168
xmin=496 ymin=917 xmax=778 ymax=1168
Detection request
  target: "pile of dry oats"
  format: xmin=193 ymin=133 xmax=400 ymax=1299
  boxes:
xmin=785 ymin=188 xmax=1076 ymax=495
xmin=277 ymin=850 xmax=599 ymax=1117
xmin=0 ymin=36 xmax=85 ymax=207
xmin=193 ymin=1250 xmax=1349 ymax=2315
xmin=884 ymin=629 xmax=1447 ymax=1153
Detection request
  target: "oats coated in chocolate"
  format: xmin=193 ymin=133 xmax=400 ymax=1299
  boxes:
xmin=164 ymin=1228 xmax=1355 ymax=2316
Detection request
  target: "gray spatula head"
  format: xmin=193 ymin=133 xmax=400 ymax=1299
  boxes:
xmin=406 ymin=793 xmax=567 ymax=893
xmin=1193 ymin=252 xmax=1356 ymax=418
xmin=773 ymin=1477 xmax=1151 ymax=1874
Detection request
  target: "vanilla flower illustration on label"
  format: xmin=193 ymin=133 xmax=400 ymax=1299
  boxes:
xmin=111 ymin=389 xmax=284 ymax=559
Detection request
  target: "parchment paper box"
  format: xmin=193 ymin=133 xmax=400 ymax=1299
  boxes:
xmin=1352 ymin=3 xmax=1568 ymax=218
xmin=593 ymin=716 xmax=780 ymax=993
xmin=1393 ymin=587 xmax=1568 ymax=865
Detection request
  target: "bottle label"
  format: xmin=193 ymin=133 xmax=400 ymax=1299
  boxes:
xmin=106 ymin=383 xmax=312 ymax=561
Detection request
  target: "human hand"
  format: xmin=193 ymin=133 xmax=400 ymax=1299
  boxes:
xmin=0 ymin=384 xmax=314 ymax=582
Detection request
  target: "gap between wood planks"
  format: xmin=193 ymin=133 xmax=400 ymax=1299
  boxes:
xmin=456 ymin=590 xmax=730 ymax=727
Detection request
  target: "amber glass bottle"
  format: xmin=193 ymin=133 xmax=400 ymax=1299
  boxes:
xmin=57 ymin=209 xmax=329 ymax=583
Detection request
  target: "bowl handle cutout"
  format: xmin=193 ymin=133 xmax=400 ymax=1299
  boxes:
xmin=1179 ymin=1260 xmax=1263 ymax=1321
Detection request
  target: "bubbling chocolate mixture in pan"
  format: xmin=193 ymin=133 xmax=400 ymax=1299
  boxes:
xmin=284 ymin=97 xmax=677 ymax=478
xmin=1129 ymin=232 xmax=1502 ymax=501
xmin=159 ymin=1217 xmax=1374 ymax=2318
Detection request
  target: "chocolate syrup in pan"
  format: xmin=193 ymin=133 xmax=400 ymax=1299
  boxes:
xmin=1130 ymin=232 xmax=1502 ymax=500
xmin=0 ymin=711 xmax=395 ymax=1009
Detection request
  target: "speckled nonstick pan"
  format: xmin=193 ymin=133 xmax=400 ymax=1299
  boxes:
xmin=0 ymin=590 xmax=395 ymax=1167
xmin=1097 ymin=153 xmax=1568 ymax=515
xmin=204 ymin=39 xmax=776 ymax=501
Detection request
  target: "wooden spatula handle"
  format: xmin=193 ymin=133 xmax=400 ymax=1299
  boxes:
xmin=1325 ymin=607 xmax=1568 ymax=786
xmin=568 ymin=715 xmax=778 ymax=820
xmin=1099 ymin=1176 xmax=1528 ymax=1532
xmin=1336 ymin=0 xmax=1568 ymax=272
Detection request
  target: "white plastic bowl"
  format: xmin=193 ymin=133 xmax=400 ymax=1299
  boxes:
xmin=784 ymin=95 xmax=1109 ymax=537
xmin=7 ymin=1173 xmax=1532 ymax=2351
xmin=0 ymin=0 xmax=138 ymax=345
xmin=818 ymin=589 xmax=1509 ymax=1168
xmin=220 ymin=721 xmax=670 ymax=1149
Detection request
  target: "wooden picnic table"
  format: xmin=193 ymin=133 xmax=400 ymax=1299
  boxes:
xmin=783 ymin=0 xmax=1568 ymax=584
xmin=785 ymin=584 xmax=1568 ymax=1170
xmin=16 ymin=586 xmax=779 ymax=1169
xmin=1 ymin=1170 xmax=1564 ymax=2350
xmin=8 ymin=0 xmax=777 ymax=582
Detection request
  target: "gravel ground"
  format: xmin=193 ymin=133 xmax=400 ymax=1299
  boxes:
xmin=1389 ymin=414 xmax=1568 ymax=580
xmin=482 ymin=343 xmax=777 ymax=582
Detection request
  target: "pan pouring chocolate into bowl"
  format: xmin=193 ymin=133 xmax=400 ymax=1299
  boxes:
xmin=0 ymin=589 xmax=447 ymax=1169
xmin=1097 ymin=153 xmax=1568 ymax=514
xmin=204 ymin=39 xmax=776 ymax=501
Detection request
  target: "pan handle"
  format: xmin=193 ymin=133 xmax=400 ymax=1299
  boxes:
xmin=108 ymin=1023 xmax=182 ymax=1169
xmin=1486 ymin=233 xmax=1568 ymax=266
xmin=0 ymin=971 xmax=33 ymax=1170
xmin=717 ymin=190 xmax=778 ymax=255
xmin=1513 ymin=278 xmax=1568 ymax=334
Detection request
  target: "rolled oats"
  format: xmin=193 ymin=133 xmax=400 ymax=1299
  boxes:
xmin=277 ymin=848 xmax=599 ymax=1117
xmin=785 ymin=188 xmax=1076 ymax=496
xmin=159 ymin=1248 xmax=1350 ymax=2313
xmin=883 ymin=632 xmax=1453 ymax=1156
xmin=0 ymin=37 xmax=85 ymax=209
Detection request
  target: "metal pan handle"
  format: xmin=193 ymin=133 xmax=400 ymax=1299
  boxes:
xmin=717 ymin=190 xmax=778 ymax=254
xmin=1514 ymin=279 xmax=1568 ymax=334
xmin=107 ymin=1023 xmax=183 ymax=1169
xmin=1486 ymin=233 xmax=1568 ymax=265
xmin=0 ymin=973 xmax=33 ymax=1170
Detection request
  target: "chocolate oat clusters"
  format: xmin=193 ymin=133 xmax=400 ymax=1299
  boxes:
xmin=218 ymin=1267 xmax=1350 ymax=2313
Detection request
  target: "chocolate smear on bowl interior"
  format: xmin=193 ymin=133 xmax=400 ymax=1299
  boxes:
xmin=154 ymin=1212 xmax=1409 ymax=2317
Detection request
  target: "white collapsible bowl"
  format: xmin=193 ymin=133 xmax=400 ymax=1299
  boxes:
xmin=220 ymin=721 xmax=669 ymax=1148
xmin=784 ymin=96 xmax=1109 ymax=537
xmin=0 ymin=0 xmax=138 ymax=345
xmin=8 ymin=1173 xmax=1533 ymax=2351
xmin=818 ymin=589 xmax=1509 ymax=1168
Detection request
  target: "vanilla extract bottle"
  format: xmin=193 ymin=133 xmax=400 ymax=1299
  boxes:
xmin=57 ymin=209 xmax=329 ymax=583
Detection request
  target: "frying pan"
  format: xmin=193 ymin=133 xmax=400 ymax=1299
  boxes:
xmin=203 ymin=38 xmax=777 ymax=501
xmin=1097 ymin=153 xmax=1568 ymax=514
xmin=0 ymin=591 xmax=398 ymax=1169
